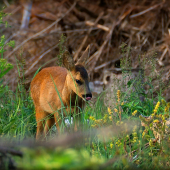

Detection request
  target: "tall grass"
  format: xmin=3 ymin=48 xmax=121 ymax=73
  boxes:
xmin=0 ymin=59 xmax=36 ymax=140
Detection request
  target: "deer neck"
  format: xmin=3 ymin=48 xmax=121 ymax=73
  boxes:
xmin=62 ymin=74 xmax=75 ymax=105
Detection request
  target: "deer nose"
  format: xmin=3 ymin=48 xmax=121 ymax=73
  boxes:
xmin=82 ymin=93 xmax=92 ymax=101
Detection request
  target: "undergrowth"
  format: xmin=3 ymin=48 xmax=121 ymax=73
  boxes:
xmin=0 ymin=12 xmax=170 ymax=170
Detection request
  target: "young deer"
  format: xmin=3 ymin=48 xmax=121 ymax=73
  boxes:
xmin=30 ymin=45 xmax=92 ymax=140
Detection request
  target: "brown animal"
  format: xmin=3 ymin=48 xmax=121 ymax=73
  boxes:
xmin=30 ymin=45 xmax=92 ymax=140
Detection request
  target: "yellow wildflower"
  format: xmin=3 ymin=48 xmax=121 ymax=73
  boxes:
xmin=142 ymin=131 xmax=145 ymax=138
xmin=91 ymin=124 xmax=97 ymax=128
xmin=117 ymin=90 xmax=120 ymax=102
xmin=153 ymin=119 xmax=159 ymax=123
xmin=149 ymin=140 xmax=153 ymax=147
xmin=89 ymin=116 xmax=95 ymax=121
xmin=133 ymin=137 xmax=138 ymax=140
xmin=104 ymin=115 xmax=108 ymax=123
xmin=108 ymin=107 xmax=112 ymax=115
xmin=149 ymin=152 xmax=153 ymax=156
xmin=164 ymin=106 xmax=169 ymax=112
xmin=126 ymin=135 xmax=129 ymax=140
xmin=116 ymin=121 xmax=120 ymax=125
xmin=95 ymin=119 xmax=103 ymax=124
xmin=116 ymin=140 xmax=122 ymax=147
xmin=110 ymin=143 xmax=113 ymax=149
xmin=114 ymin=108 xmax=118 ymax=113
xmin=132 ymin=110 xmax=137 ymax=116
xmin=162 ymin=115 xmax=165 ymax=121
xmin=104 ymin=114 xmax=108 ymax=119
xmin=109 ymin=116 xmax=112 ymax=121
xmin=159 ymin=114 xmax=162 ymax=118
xmin=151 ymin=113 xmax=155 ymax=117
xmin=167 ymin=102 xmax=170 ymax=107
xmin=161 ymin=99 xmax=166 ymax=106
xmin=153 ymin=101 xmax=160 ymax=114
xmin=133 ymin=132 xmax=137 ymax=136
xmin=135 ymin=160 xmax=140 ymax=165
xmin=133 ymin=140 xmax=137 ymax=143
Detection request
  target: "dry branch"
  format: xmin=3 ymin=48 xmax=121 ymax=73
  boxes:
xmin=74 ymin=12 xmax=104 ymax=61
xmin=3 ymin=0 xmax=10 ymax=7
xmin=0 ymin=147 xmax=23 ymax=157
xmin=24 ymin=43 xmax=59 ymax=76
xmin=88 ymin=7 xmax=133 ymax=71
xmin=6 ymin=2 xmax=76 ymax=59
xmin=130 ymin=2 xmax=163 ymax=18
xmin=20 ymin=0 xmax=33 ymax=30
xmin=85 ymin=21 xmax=110 ymax=32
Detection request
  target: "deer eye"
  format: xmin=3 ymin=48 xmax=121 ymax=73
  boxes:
xmin=76 ymin=79 xmax=82 ymax=85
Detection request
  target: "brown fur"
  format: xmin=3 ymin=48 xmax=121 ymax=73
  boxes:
xmin=30 ymin=45 xmax=91 ymax=140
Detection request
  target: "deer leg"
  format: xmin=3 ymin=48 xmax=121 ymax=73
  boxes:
xmin=73 ymin=111 xmax=82 ymax=132
xmin=35 ymin=106 xmax=52 ymax=140
xmin=44 ymin=115 xmax=55 ymax=137
xmin=54 ymin=111 xmax=63 ymax=134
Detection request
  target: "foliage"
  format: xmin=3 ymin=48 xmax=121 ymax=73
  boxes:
xmin=0 ymin=21 xmax=170 ymax=169
xmin=89 ymin=89 xmax=170 ymax=169
xmin=0 ymin=10 xmax=35 ymax=140
xmin=16 ymin=147 xmax=105 ymax=170
xmin=0 ymin=58 xmax=13 ymax=78
xmin=56 ymin=34 xmax=67 ymax=66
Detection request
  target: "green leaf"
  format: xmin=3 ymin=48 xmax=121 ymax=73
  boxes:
xmin=0 ymin=58 xmax=13 ymax=78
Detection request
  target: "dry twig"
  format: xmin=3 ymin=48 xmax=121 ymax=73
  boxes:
xmin=74 ymin=12 xmax=104 ymax=61
xmin=130 ymin=2 xmax=163 ymax=18
xmin=6 ymin=2 xmax=76 ymax=59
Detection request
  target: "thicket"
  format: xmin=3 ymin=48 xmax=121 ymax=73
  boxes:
xmin=0 ymin=7 xmax=170 ymax=170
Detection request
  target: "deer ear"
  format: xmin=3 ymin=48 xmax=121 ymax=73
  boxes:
xmin=76 ymin=45 xmax=90 ymax=66
xmin=62 ymin=51 xmax=75 ymax=71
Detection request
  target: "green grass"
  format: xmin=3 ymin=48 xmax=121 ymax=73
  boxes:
xmin=0 ymin=82 xmax=36 ymax=140
xmin=0 ymin=65 xmax=170 ymax=169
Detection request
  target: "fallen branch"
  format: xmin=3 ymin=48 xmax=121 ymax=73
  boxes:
xmin=6 ymin=2 xmax=76 ymax=59
xmin=130 ymin=2 xmax=163 ymax=18
xmin=85 ymin=21 xmax=110 ymax=32
xmin=33 ymin=27 xmax=100 ymax=40
xmin=157 ymin=47 xmax=168 ymax=66
xmin=0 ymin=147 xmax=23 ymax=157
xmin=88 ymin=8 xmax=133 ymax=71
xmin=25 ymin=43 xmax=59 ymax=76
xmin=3 ymin=0 xmax=10 ymax=7
xmin=74 ymin=12 xmax=104 ymax=61
xmin=20 ymin=0 xmax=33 ymax=30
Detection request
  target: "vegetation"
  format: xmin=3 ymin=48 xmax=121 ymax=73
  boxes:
xmin=0 ymin=10 xmax=170 ymax=170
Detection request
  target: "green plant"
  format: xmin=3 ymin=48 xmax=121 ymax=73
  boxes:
xmin=56 ymin=34 xmax=67 ymax=66
xmin=15 ymin=147 xmax=105 ymax=170
xmin=0 ymin=58 xmax=13 ymax=79
xmin=0 ymin=23 xmax=170 ymax=170
xmin=0 ymin=10 xmax=35 ymax=140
